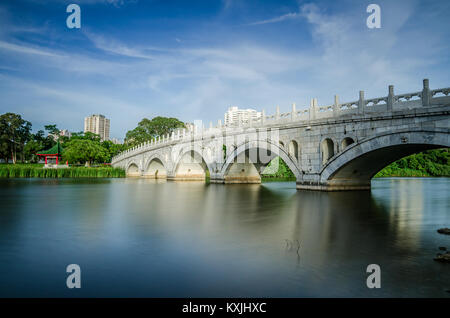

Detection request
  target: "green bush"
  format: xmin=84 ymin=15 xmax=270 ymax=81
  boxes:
xmin=0 ymin=164 xmax=125 ymax=178
xmin=375 ymin=148 xmax=450 ymax=178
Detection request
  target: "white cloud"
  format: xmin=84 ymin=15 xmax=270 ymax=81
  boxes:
xmin=0 ymin=40 xmax=62 ymax=57
xmin=247 ymin=12 xmax=299 ymax=26
xmin=1 ymin=1 xmax=449 ymax=139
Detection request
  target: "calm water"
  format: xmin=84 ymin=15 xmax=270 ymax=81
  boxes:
xmin=0 ymin=178 xmax=449 ymax=297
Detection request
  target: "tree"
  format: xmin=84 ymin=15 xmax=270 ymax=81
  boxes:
xmin=101 ymin=140 xmax=126 ymax=162
xmin=125 ymin=116 xmax=185 ymax=147
xmin=0 ymin=113 xmax=32 ymax=164
xmin=44 ymin=124 xmax=59 ymax=135
xmin=62 ymin=139 xmax=108 ymax=166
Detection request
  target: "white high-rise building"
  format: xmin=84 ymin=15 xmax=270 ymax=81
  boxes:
xmin=49 ymin=129 xmax=72 ymax=141
xmin=224 ymin=106 xmax=261 ymax=126
xmin=84 ymin=114 xmax=110 ymax=141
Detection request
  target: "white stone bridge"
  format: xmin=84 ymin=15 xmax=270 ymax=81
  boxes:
xmin=112 ymin=79 xmax=450 ymax=191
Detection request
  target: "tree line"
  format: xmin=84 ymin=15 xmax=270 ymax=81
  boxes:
xmin=0 ymin=112 xmax=186 ymax=166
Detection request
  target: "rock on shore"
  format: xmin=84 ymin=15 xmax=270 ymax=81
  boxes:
xmin=434 ymin=252 xmax=450 ymax=263
xmin=437 ymin=228 xmax=450 ymax=235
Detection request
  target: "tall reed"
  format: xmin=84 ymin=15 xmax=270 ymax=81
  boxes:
xmin=0 ymin=165 xmax=125 ymax=178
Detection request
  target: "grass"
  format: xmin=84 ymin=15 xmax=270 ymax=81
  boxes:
xmin=0 ymin=164 xmax=125 ymax=178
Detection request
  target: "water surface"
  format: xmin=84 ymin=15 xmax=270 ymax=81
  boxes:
xmin=0 ymin=177 xmax=448 ymax=297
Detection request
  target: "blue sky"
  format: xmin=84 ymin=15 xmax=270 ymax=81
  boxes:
xmin=0 ymin=0 xmax=449 ymax=139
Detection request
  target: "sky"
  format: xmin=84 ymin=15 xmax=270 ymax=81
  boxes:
xmin=0 ymin=0 xmax=449 ymax=140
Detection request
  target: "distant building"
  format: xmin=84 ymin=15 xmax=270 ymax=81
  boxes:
xmin=110 ymin=138 xmax=123 ymax=145
xmin=84 ymin=114 xmax=110 ymax=141
xmin=49 ymin=129 xmax=72 ymax=141
xmin=184 ymin=122 xmax=195 ymax=132
xmin=224 ymin=106 xmax=261 ymax=126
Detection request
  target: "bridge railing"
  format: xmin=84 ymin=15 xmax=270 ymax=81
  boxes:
xmin=112 ymin=79 xmax=450 ymax=164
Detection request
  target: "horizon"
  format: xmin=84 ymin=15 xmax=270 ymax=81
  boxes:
xmin=0 ymin=0 xmax=449 ymax=140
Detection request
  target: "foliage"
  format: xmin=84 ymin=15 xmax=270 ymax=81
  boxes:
xmin=375 ymin=148 xmax=450 ymax=177
xmin=0 ymin=164 xmax=125 ymax=178
xmin=125 ymin=116 xmax=185 ymax=147
xmin=0 ymin=113 xmax=32 ymax=163
xmin=0 ymin=113 xmax=127 ymax=165
xmin=101 ymin=140 xmax=127 ymax=162
xmin=262 ymin=157 xmax=296 ymax=180
xmin=62 ymin=139 xmax=109 ymax=166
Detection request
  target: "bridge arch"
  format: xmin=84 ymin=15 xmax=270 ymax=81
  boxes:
xmin=320 ymin=138 xmax=335 ymax=165
xmin=220 ymin=139 xmax=301 ymax=183
xmin=320 ymin=130 xmax=449 ymax=189
xmin=144 ymin=154 xmax=167 ymax=179
xmin=340 ymin=137 xmax=355 ymax=151
xmin=288 ymin=140 xmax=299 ymax=161
xmin=172 ymin=147 xmax=212 ymax=181
xmin=126 ymin=161 xmax=140 ymax=177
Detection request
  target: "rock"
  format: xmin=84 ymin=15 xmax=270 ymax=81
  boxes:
xmin=437 ymin=228 xmax=450 ymax=235
xmin=439 ymin=247 xmax=447 ymax=251
xmin=434 ymin=252 xmax=450 ymax=263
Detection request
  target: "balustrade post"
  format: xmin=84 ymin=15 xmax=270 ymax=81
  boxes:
xmin=276 ymin=105 xmax=280 ymax=121
xmin=262 ymin=109 xmax=266 ymax=125
xmin=291 ymin=103 xmax=297 ymax=121
xmin=358 ymin=90 xmax=365 ymax=114
xmin=387 ymin=85 xmax=394 ymax=111
xmin=309 ymin=98 xmax=317 ymax=120
xmin=333 ymin=95 xmax=339 ymax=117
xmin=422 ymin=78 xmax=431 ymax=106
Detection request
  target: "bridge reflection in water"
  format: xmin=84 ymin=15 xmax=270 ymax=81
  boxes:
xmin=2 ymin=177 xmax=447 ymax=297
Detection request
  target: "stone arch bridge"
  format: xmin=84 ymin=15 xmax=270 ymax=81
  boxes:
xmin=112 ymin=79 xmax=450 ymax=191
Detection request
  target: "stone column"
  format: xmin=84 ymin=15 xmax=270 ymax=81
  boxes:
xmin=422 ymin=78 xmax=431 ymax=107
xmin=333 ymin=95 xmax=339 ymax=117
xmin=309 ymin=98 xmax=316 ymax=120
xmin=291 ymin=103 xmax=297 ymax=121
xmin=387 ymin=85 xmax=394 ymax=111
xmin=358 ymin=90 xmax=365 ymax=115
xmin=276 ymin=106 xmax=280 ymax=121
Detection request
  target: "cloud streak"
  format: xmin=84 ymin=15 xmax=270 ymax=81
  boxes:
xmin=246 ymin=12 xmax=299 ymax=26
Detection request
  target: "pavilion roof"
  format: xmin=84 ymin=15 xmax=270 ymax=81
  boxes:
xmin=36 ymin=142 xmax=63 ymax=156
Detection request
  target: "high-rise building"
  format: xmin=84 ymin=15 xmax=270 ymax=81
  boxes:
xmin=110 ymin=138 xmax=123 ymax=145
xmin=49 ymin=129 xmax=72 ymax=141
xmin=224 ymin=106 xmax=261 ymax=126
xmin=84 ymin=114 xmax=110 ymax=141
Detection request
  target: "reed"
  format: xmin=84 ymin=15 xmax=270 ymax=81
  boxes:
xmin=0 ymin=164 xmax=125 ymax=178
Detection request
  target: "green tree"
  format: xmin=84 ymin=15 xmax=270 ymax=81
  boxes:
xmin=125 ymin=116 xmax=185 ymax=147
xmin=62 ymin=139 xmax=108 ymax=166
xmin=101 ymin=140 xmax=126 ymax=163
xmin=44 ymin=124 xmax=59 ymax=135
xmin=0 ymin=113 xmax=32 ymax=164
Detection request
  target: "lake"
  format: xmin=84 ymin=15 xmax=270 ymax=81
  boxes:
xmin=0 ymin=177 xmax=448 ymax=297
